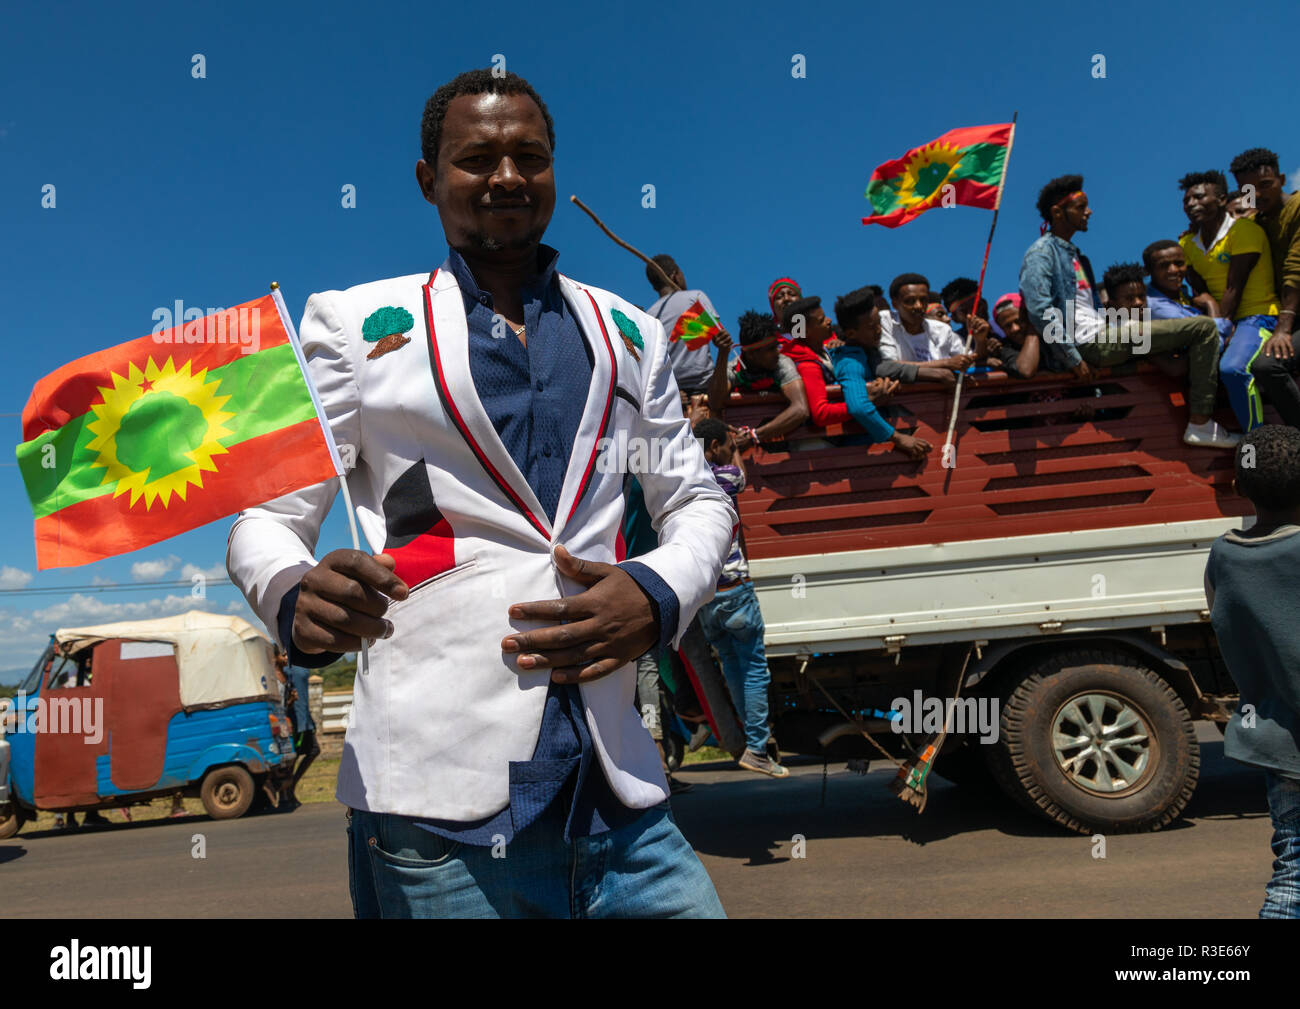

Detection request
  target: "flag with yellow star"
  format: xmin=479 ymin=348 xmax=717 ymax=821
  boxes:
xmin=16 ymin=293 xmax=341 ymax=569
xmin=862 ymin=122 xmax=1013 ymax=228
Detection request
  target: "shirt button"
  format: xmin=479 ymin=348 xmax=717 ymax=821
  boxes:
xmin=479 ymin=294 xmax=490 ymax=306
xmin=535 ymin=380 xmax=543 ymax=392
xmin=543 ymin=445 xmax=553 ymax=457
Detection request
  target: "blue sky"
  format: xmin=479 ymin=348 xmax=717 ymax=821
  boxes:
xmin=0 ymin=0 xmax=1295 ymax=681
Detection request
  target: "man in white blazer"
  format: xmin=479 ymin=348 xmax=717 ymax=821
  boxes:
xmin=226 ymin=69 xmax=735 ymax=918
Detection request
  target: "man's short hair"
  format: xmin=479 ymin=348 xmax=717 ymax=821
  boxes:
xmin=889 ymin=273 xmax=930 ymax=300
xmin=1227 ymin=189 xmax=1246 ymax=203
xmin=834 ymin=287 xmax=878 ymax=331
xmin=1178 ymin=170 xmax=1228 ymax=198
xmin=1235 ymin=425 xmax=1300 ymax=510
xmin=646 ymin=253 xmax=679 ymax=291
xmin=692 ymin=416 xmax=728 ymax=449
xmin=1036 ymin=173 xmax=1084 ymax=221
xmin=940 ymin=277 xmax=978 ymax=307
xmin=1142 ymin=239 xmax=1181 ymax=272
xmin=1102 ymin=262 xmax=1146 ymax=299
xmin=1229 ymin=147 xmax=1281 ymax=176
xmin=738 ymin=310 xmax=778 ymax=347
xmin=421 ymin=69 xmax=556 ymax=165
xmin=782 ymin=296 xmax=822 ymax=332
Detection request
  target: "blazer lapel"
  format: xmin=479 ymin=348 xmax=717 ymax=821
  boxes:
xmin=421 ymin=269 xmax=552 ymax=542
xmin=553 ymin=276 xmax=618 ymax=542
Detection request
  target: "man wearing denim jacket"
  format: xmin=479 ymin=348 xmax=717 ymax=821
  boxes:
xmin=1019 ymin=173 xmax=1237 ymax=449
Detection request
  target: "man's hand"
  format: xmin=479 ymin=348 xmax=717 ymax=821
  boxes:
xmin=501 ymin=545 xmax=658 ymax=684
xmin=1071 ymin=359 xmax=1093 ymax=381
xmin=1263 ymin=330 xmax=1295 ymax=360
xmin=293 ymin=550 xmax=409 ymax=654
xmin=867 ymin=377 xmax=899 ymax=403
xmin=712 ymin=328 xmax=733 ymax=355
xmin=891 ymin=431 xmax=932 ymax=459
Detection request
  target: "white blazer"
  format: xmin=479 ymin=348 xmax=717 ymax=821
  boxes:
xmin=226 ymin=267 xmax=734 ymax=821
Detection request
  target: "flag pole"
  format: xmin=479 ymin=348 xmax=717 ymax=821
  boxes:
xmin=941 ymin=112 xmax=1018 ymax=470
xmin=270 ymin=282 xmax=370 ymax=677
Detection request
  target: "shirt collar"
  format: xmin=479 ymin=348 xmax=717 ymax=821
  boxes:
xmin=1193 ymin=214 xmax=1233 ymax=253
xmin=443 ymin=244 xmax=562 ymax=314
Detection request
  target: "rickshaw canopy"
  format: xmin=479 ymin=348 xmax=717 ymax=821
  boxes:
xmin=53 ymin=611 xmax=277 ymax=709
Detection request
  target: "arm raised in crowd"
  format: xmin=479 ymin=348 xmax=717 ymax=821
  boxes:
xmin=706 ymin=328 xmax=734 ymax=418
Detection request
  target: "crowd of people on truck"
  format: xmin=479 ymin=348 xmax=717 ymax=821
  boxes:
xmin=627 ymin=146 xmax=1300 ymax=790
xmin=646 ymin=146 xmax=1300 ymax=462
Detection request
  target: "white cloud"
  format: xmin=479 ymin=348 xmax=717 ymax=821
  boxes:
xmin=0 ymin=566 xmax=33 ymax=590
xmin=91 ymin=575 xmax=117 ymax=586
xmin=131 ymin=555 xmax=181 ymax=580
xmin=180 ymin=562 xmax=229 ymax=582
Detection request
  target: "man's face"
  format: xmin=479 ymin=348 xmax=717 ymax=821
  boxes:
xmin=994 ymin=306 xmax=1024 ymax=345
xmin=772 ymin=286 xmax=800 ymax=319
xmin=807 ymin=306 xmax=834 ymax=341
xmin=1053 ymin=193 xmax=1091 ymax=233
xmin=1233 ymin=166 xmax=1286 ymax=217
xmin=947 ymin=296 xmax=972 ymax=326
xmin=1227 ymin=196 xmax=1255 ymax=220
xmin=416 ymin=92 xmax=556 ymax=255
xmin=1182 ymin=183 xmax=1225 ymax=227
xmin=1111 ymin=281 xmax=1147 ymax=311
xmin=743 ymin=336 xmax=781 ymax=372
xmin=844 ymin=304 xmax=882 ymax=348
xmin=1148 ymin=246 xmax=1187 ymax=296
xmin=925 ymin=302 xmax=951 ymax=323
xmin=894 ymin=283 xmax=930 ymax=329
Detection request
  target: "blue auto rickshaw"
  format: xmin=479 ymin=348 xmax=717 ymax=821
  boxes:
xmin=0 ymin=610 xmax=296 ymax=838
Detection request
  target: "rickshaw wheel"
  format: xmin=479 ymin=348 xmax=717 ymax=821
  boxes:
xmin=200 ymin=766 xmax=255 ymax=820
xmin=0 ymin=804 xmax=25 ymax=839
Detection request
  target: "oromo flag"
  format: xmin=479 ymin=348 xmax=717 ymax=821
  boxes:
xmin=670 ymin=299 xmax=723 ymax=351
xmin=862 ymin=122 xmax=1014 ymax=228
xmin=16 ymin=292 xmax=343 ymax=569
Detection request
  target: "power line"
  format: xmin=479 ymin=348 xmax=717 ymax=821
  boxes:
xmin=0 ymin=578 xmax=234 ymax=596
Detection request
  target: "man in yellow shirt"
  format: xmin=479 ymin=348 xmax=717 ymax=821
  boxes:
xmin=1178 ymin=169 xmax=1279 ymax=430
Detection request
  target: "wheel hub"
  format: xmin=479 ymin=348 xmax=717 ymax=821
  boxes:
xmin=1050 ymin=691 xmax=1156 ymax=797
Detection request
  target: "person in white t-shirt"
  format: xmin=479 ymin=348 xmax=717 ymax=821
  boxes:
xmin=879 ymin=272 xmax=985 ymax=371
xmin=643 ymin=253 xmax=728 ymax=398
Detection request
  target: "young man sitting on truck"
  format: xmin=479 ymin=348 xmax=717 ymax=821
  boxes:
xmin=830 ymin=286 xmax=932 ymax=459
xmin=780 ymin=295 xmax=852 ymax=430
xmin=987 ymin=292 xmax=1041 ymax=378
xmin=692 ymin=417 xmax=788 ymax=779
xmin=1019 ymin=173 xmax=1236 ymax=449
xmin=1143 ymin=239 xmax=1233 ymax=343
xmin=879 ymin=273 xmax=985 ymax=374
xmin=708 ymin=310 xmax=811 ymax=450
xmin=1205 ymin=424 xmax=1300 ymax=917
xmin=1178 ymin=169 xmax=1280 ymax=432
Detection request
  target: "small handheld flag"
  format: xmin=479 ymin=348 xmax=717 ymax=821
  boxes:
xmin=862 ymin=122 xmax=1014 ymax=228
xmin=670 ymin=299 xmax=723 ymax=351
xmin=16 ymin=293 xmax=344 ymax=570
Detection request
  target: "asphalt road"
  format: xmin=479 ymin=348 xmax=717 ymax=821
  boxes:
xmin=1 ymin=723 xmax=1275 ymax=918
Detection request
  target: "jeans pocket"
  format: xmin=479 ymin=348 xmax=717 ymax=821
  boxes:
xmin=369 ymin=814 xmax=464 ymax=868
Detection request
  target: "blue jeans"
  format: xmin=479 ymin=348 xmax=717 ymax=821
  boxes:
xmin=1261 ymin=771 xmax=1300 ymax=919
xmin=346 ymin=799 xmax=724 ymax=918
xmin=697 ymin=581 xmax=772 ymax=753
xmin=1220 ymin=315 xmax=1275 ymax=431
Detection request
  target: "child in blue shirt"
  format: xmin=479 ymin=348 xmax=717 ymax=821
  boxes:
xmin=830 ymin=287 xmax=932 ymax=460
xmin=1205 ymin=424 xmax=1300 ymax=917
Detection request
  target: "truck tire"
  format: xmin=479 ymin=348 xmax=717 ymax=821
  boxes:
xmin=984 ymin=649 xmax=1198 ymax=834
xmin=0 ymin=804 xmax=24 ymax=839
xmin=200 ymin=765 xmax=256 ymax=820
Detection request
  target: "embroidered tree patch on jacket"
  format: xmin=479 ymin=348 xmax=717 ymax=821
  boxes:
xmin=610 ymin=308 xmax=643 ymax=361
xmin=363 ymin=306 xmax=415 ymax=360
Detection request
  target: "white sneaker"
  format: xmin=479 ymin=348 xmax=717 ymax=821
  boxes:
xmin=1184 ymin=420 xmax=1240 ymax=449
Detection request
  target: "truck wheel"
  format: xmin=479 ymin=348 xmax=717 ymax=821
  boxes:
xmin=200 ymin=766 xmax=256 ymax=820
xmin=0 ymin=804 xmax=25 ymax=839
xmin=984 ymin=649 xmax=1198 ymax=834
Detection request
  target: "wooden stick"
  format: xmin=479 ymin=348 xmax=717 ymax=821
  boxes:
xmin=570 ymin=195 xmax=683 ymax=293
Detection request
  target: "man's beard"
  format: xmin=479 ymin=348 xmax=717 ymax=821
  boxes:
xmin=468 ymin=222 xmax=547 ymax=253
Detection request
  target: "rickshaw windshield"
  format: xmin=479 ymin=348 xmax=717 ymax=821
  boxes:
xmin=18 ymin=642 xmax=53 ymax=694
